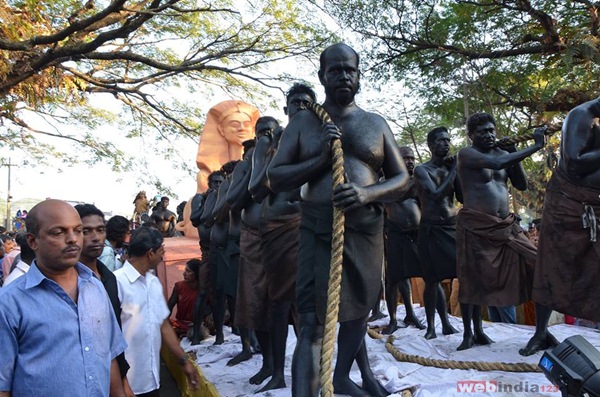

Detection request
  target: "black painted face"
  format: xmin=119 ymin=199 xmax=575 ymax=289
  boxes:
xmin=470 ymin=122 xmax=496 ymax=150
xmin=255 ymin=120 xmax=278 ymax=140
xmin=320 ymin=47 xmax=360 ymax=106
xmin=286 ymin=93 xmax=314 ymax=119
xmin=208 ymin=175 xmax=225 ymax=190
xmin=430 ymin=131 xmax=451 ymax=158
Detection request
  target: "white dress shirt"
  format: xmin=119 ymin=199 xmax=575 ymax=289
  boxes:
xmin=114 ymin=261 xmax=170 ymax=394
xmin=3 ymin=259 xmax=30 ymax=286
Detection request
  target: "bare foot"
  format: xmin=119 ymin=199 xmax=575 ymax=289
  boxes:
xmin=213 ymin=334 xmax=224 ymax=345
xmin=519 ymin=332 xmax=559 ymax=356
xmin=362 ymin=376 xmax=390 ymax=397
xmin=382 ymin=322 xmax=401 ymax=335
xmin=403 ymin=315 xmax=426 ymax=330
xmin=333 ymin=376 xmax=369 ymax=397
xmin=256 ymin=375 xmax=286 ymax=392
xmin=442 ymin=323 xmax=459 ymax=335
xmin=249 ymin=366 xmax=273 ymax=385
xmin=457 ymin=334 xmax=474 ymax=351
xmin=368 ymin=311 xmax=388 ymax=322
xmin=227 ymin=350 xmax=252 ymax=366
xmin=424 ymin=328 xmax=437 ymax=340
xmin=473 ymin=331 xmax=494 ymax=346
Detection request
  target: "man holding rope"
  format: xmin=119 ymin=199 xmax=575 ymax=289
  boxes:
xmin=268 ymin=43 xmax=408 ymax=397
xmin=456 ymin=112 xmax=545 ymax=351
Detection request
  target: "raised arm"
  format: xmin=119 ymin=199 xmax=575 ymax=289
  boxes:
xmin=562 ymin=99 xmax=600 ymax=175
xmin=226 ymin=160 xmax=252 ymax=212
xmin=460 ymin=128 xmax=545 ymax=172
xmin=249 ymin=135 xmax=273 ymax=202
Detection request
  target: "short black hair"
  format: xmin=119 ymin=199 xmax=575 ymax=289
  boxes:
xmin=208 ymin=170 xmax=226 ymax=184
xmin=467 ymin=112 xmax=495 ymax=135
xmin=75 ymin=203 xmax=105 ymax=221
xmin=426 ymin=126 xmax=449 ymax=147
xmin=286 ymin=82 xmax=317 ymax=104
xmin=221 ymin=160 xmax=239 ymax=175
xmin=319 ymin=43 xmax=359 ymax=74
xmin=256 ymin=116 xmax=278 ymax=129
xmin=186 ymin=258 xmax=201 ymax=279
xmin=242 ymin=139 xmax=256 ymax=151
xmin=106 ymin=215 xmax=130 ymax=242
xmin=128 ymin=226 xmax=164 ymax=257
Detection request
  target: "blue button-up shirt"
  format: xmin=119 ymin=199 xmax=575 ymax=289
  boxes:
xmin=0 ymin=261 xmax=127 ymax=396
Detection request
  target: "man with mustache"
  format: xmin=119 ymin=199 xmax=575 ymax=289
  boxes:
xmin=0 ymin=199 xmax=127 ymax=396
xmin=456 ymin=113 xmax=545 ymax=351
xmin=268 ymin=43 xmax=407 ymax=397
xmin=75 ymin=204 xmax=133 ymax=395
xmin=114 ymin=226 xmax=199 ymax=396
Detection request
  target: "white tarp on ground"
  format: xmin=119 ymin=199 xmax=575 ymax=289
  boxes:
xmin=183 ymin=304 xmax=600 ymax=396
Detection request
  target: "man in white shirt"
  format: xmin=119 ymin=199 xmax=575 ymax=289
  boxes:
xmin=114 ymin=226 xmax=198 ymax=396
xmin=3 ymin=232 xmax=34 ymax=286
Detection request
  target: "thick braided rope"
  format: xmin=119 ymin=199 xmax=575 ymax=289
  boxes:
xmin=366 ymin=329 xmax=541 ymax=373
xmin=307 ymin=102 xmax=345 ymax=397
xmin=496 ymin=126 xmax=554 ymax=147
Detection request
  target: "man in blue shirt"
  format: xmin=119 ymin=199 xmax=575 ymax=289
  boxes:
xmin=0 ymin=199 xmax=127 ymax=397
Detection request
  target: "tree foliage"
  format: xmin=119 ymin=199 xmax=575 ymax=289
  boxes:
xmin=324 ymin=0 xmax=600 ymax=216
xmin=0 ymin=0 xmax=330 ymax=172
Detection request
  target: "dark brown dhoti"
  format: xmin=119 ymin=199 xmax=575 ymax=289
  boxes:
xmin=224 ymin=236 xmax=240 ymax=297
xmin=260 ymin=214 xmax=300 ymax=302
xmin=385 ymin=226 xmax=422 ymax=281
xmin=418 ymin=218 xmax=457 ymax=282
xmin=235 ymin=224 xmax=269 ymax=330
xmin=533 ymin=170 xmax=600 ymax=322
xmin=457 ymin=208 xmax=537 ymax=306
xmin=296 ymin=202 xmax=384 ymax=323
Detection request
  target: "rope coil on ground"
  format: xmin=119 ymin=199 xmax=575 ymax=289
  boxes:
xmin=366 ymin=328 xmax=541 ymax=373
xmin=308 ymin=102 xmax=345 ymax=397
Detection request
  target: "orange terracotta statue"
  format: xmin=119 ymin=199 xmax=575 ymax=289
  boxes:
xmin=195 ymin=100 xmax=260 ymax=193
xmin=177 ymin=100 xmax=260 ymax=239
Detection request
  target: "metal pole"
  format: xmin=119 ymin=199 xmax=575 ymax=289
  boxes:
xmin=6 ymin=157 xmax=11 ymax=230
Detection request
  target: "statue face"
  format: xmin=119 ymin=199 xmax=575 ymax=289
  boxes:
xmin=470 ymin=121 xmax=496 ymax=151
xmin=320 ymin=46 xmax=360 ymax=107
xmin=255 ymin=119 xmax=278 ymax=139
xmin=286 ymin=93 xmax=314 ymax=119
xmin=430 ymin=131 xmax=451 ymax=158
xmin=208 ymin=174 xmax=225 ymax=190
xmin=401 ymin=150 xmax=416 ymax=175
xmin=219 ymin=112 xmax=254 ymax=146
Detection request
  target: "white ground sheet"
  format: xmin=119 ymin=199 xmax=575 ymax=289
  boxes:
xmin=183 ymin=303 xmax=600 ymax=396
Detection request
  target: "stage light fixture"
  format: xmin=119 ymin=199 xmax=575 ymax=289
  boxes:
xmin=539 ymin=334 xmax=600 ymax=397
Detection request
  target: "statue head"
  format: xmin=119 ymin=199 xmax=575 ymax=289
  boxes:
xmin=426 ymin=126 xmax=451 ymax=158
xmin=399 ymin=146 xmax=416 ymax=175
xmin=196 ymin=100 xmax=260 ymax=193
xmin=318 ymin=43 xmax=361 ymax=106
xmin=285 ymin=82 xmax=317 ymax=120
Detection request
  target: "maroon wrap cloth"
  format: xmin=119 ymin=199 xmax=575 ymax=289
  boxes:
xmin=234 ymin=224 xmax=270 ymax=330
xmin=457 ymin=208 xmax=537 ymax=306
xmin=259 ymin=214 xmax=301 ymax=303
xmin=533 ymin=170 xmax=600 ymax=322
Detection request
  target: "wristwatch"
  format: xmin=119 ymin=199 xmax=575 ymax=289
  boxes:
xmin=178 ymin=354 xmax=189 ymax=366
